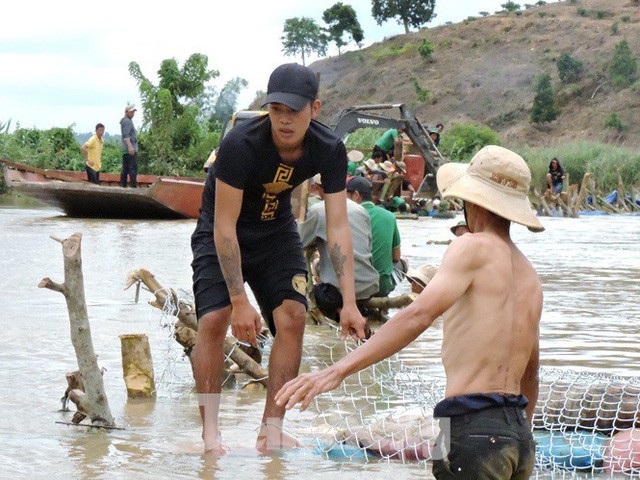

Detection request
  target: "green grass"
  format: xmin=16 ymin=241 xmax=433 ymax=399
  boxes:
xmin=371 ymin=43 xmax=416 ymax=61
xmin=516 ymin=141 xmax=640 ymax=192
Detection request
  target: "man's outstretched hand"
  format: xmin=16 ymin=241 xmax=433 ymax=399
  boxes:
xmin=275 ymin=367 xmax=344 ymax=412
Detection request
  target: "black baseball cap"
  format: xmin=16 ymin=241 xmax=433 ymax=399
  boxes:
xmin=262 ymin=63 xmax=319 ymax=112
xmin=346 ymin=176 xmax=373 ymax=195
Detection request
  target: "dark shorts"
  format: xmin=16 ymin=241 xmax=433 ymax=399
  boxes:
xmin=191 ymin=228 xmax=307 ymax=336
xmin=432 ymin=406 xmax=535 ymax=480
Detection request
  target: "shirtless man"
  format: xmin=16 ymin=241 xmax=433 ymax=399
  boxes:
xmin=276 ymin=145 xmax=544 ymax=479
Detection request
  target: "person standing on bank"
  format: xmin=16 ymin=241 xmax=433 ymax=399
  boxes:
xmin=119 ymin=104 xmax=138 ymax=188
xmin=277 ymin=145 xmax=544 ymax=480
xmin=190 ymin=63 xmax=368 ymax=455
xmin=81 ymin=123 xmax=104 ymax=184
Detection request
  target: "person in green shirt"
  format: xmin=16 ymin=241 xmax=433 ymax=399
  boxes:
xmin=345 ymin=176 xmax=401 ymax=297
xmin=372 ymin=128 xmax=404 ymax=161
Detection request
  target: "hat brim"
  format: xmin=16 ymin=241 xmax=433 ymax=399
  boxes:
xmin=348 ymin=150 xmax=364 ymax=163
xmin=262 ymin=92 xmax=311 ymax=112
xmin=437 ymin=163 xmax=544 ymax=232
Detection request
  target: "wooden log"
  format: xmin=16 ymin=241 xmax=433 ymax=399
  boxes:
xmin=119 ymin=334 xmax=156 ymax=399
xmin=576 ymin=172 xmax=591 ymax=211
xmin=39 ymin=233 xmax=114 ymax=427
xmin=124 ymin=269 xmax=268 ymax=386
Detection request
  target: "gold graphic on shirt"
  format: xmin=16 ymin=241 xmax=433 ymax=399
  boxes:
xmin=292 ymin=273 xmax=307 ymax=296
xmin=263 ymin=181 xmax=293 ymax=195
xmin=261 ymin=164 xmax=294 ymax=221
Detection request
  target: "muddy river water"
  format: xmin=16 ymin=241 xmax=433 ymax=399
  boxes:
xmin=0 ymin=203 xmax=638 ymax=479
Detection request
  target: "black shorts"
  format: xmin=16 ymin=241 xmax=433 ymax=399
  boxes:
xmin=191 ymin=227 xmax=307 ymax=336
xmin=432 ymin=406 xmax=535 ymax=480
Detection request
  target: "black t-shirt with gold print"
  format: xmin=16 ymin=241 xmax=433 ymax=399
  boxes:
xmin=194 ymin=115 xmax=347 ymax=246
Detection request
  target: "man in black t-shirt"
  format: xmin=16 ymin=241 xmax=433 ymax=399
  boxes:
xmin=190 ymin=63 xmax=367 ymax=454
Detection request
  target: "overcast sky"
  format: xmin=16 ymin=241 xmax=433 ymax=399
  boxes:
xmin=1 ymin=0 xmax=547 ymax=133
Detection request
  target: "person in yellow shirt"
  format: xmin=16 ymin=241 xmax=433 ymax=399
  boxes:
xmin=81 ymin=123 xmax=105 ymax=184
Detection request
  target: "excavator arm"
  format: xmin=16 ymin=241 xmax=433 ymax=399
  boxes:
xmin=330 ymin=104 xmax=443 ymax=193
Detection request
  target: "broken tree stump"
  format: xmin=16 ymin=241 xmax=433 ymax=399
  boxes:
xmin=120 ymin=334 xmax=156 ymax=399
xmin=39 ymin=233 xmax=114 ymax=427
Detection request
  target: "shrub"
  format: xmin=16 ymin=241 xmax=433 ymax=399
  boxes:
xmin=439 ymin=123 xmax=501 ymax=161
xmin=611 ymin=22 xmax=619 ymax=34
xmin=577 ymin=8 xmax=588 ymax=16
xmin=557 ymin=53 xmax=584 ymax=83
xmin=479 ymin=11 xmax=490 ymax=17
xmin=418 ymin=39 xmax=434 ymax=61
xmin=621 ymin=16 xmax=631 ymax=23
xmin=530 ymin=73 xmax=559 ymax=123
xmin=609 ymin=39 xmax=638 ymax=87
xmin=604 ymin=112 xmax=627 ymax=133
xmin=410 ymin=77 xmax=430 ymax=102
xmin=594 ymin=10 xmax=608 ymax=19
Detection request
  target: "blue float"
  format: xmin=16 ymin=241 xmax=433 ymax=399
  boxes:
xmin=534 ymin=430 xmax=608 ymax=471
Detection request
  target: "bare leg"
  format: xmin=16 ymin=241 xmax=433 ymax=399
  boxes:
xmin=546 ymin=173 xmax=553 ymax=193
xmin=256 ymin=300 xmax=306 ymax=452
xmin=193 ymin=306 xmax=231 ymax=455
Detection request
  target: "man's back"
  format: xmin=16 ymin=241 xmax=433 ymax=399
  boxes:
xmin=441 ymin=231 xmax=542 ymax=398
xmin=299 ymin=199 xmax=379 ymax=299
xmin=361 ymin=202 xmax=400 ymax=281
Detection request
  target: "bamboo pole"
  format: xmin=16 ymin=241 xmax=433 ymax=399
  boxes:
xmin=39 ymin=233 xmax=115 ymax=427
xmin=576 ymin=173 xmax=591 ymax=211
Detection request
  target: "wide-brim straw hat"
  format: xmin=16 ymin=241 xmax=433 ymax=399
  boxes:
xmin=436 ymin=145 xmax=544 ymax=232
xmin=381 ymin=160 xmax=396 ymax=174
xmin=406 ymin=264 xmax=438 ymax=286
xmin=348 ymin=150 xmax=365 ymax=163
xmin=395 ymin=161 xmax=407 ymax=173
xmin=364 ymin=159 xmax=378 ymax=171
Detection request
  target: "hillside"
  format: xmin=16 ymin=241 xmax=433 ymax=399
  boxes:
xmin=310 ymin=0 xmax=640 ymax=149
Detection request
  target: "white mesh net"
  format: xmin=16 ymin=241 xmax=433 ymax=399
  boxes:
xmin=297 ymin=337 xmax=640 ymax=478
xmin=146 ymin=290 xmax=640 ymax=478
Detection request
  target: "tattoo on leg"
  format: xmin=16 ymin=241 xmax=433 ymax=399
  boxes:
xmin=330 ymin=242 xmax=346 ymax=279
xmin=218 ymin=238 xmax=244 ymax=296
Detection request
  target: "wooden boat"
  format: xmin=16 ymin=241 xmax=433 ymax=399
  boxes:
xmin=1 ymin=159 xmax=205 ymax=219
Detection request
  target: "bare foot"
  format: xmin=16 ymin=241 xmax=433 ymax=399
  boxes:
xmin=256 ymin=423 xmax=303 ymax=453
xmin=203 ymin=433 xmax=229 ymax=456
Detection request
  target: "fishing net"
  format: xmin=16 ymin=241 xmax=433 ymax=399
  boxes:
xmin=297 ymin=335 xmax=640 ymax=478
xmin=143 ymin=287 xmax=640 ymax=478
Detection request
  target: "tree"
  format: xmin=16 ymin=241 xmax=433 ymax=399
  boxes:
xmin=556 ymin=53 xmax=584 ymax=84
xmin=501 ymin=1 xmax=521 ymax=12
xmin=439 ymin=123 xmax=501 ymax=161
xmin=128 ymin=53 xmax=220 ymax=175
xmin=282 ymin=17 xmax=328 ymax=66
xmin=323 ymin=3 xmax=364 ymax=54
xmin=371 ymin=0 xmax=437 ymax=35
xmin=213 ymin=77 xmax=249 ymax=123
xmin=530 ymin=73 xmax=559 ymax=124
xmin=609 ymin=39 xmax=637 ymax=87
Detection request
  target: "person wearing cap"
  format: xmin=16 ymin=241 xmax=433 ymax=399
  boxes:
xmin=405 ymin=263 xmax=438 ymax=294
xmin=276 ymin=145 xmax=543 ymax=480
xmin=450 ymin=220 xmax=470 ymax=237
xmin=119 ymin=104 xmax=138 ymax=187
xmin=373 ymin=128 xmax=404 ymax=161
xmin=81 ymin=123 xmax=105 ymax=184
xmin=190 ymin=63 xmax=367 ymax=455
xmin=344 ymin=176 xmax=402 ymax=297
xmin=299 ymin=174 xmax=379 ymax=323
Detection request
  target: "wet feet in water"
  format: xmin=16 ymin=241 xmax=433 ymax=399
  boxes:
xmin=256 ymin=423 xmax=304 ymax=453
